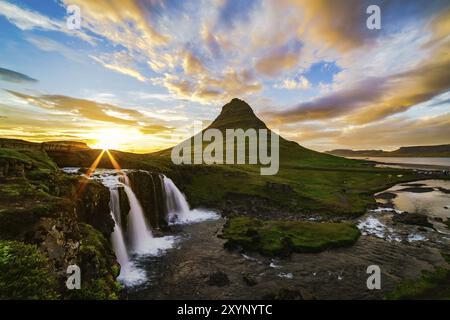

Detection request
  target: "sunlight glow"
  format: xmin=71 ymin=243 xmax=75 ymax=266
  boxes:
xmin=91 ymin=128 xmax=127 ymax=150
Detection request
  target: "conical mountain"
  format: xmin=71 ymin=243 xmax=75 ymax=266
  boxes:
xmin=206 ymin=98 xmax=267 ymax=131
xmin=156 ymin=98 xmax=352 ymax=169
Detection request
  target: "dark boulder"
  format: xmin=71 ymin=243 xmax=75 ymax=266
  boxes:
xmin=393 ymin=213 xmax=433 ymax=228
xmin=206 ymin=271 xmax=230 ymax=287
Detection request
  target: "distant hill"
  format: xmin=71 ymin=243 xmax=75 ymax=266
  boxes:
xmin=327 ymin=144 xmax=450 ymax=157
xmin=0 ymin=138 xmax=90 ymax=151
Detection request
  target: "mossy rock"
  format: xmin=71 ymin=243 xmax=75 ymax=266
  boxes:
xmin=0 ymin=240 xmax=59 ymax=299
xmin=67 ymin=223 xmax=121 ymax=300
xmin=222 ymin=216 xmax=360 ymax=257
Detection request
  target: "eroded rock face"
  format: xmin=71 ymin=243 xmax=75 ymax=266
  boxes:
xmin=0 ymin=159 xmax=32 ymax=178
xmin=75 ymin=180 xmax=115 ymax=237
xmin=126 ymin=171 xmax=168 ymax=230
xmin=117 ymin=186 xmax=130 ymax=231
xmin=0 ymin=175 xmax=120 ymax=299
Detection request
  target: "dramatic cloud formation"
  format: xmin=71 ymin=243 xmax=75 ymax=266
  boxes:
xmin=0 ymin=0 xmax=449 ymax=151
xmin=90 ymin=52 xmax=148 ymax=82
xmin=266 ymin=6 xmax=450 ymax=127
xmin=5 ymin=90 xmax=174 ymax=130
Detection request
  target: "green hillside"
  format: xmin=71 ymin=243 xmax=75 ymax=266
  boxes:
xmin=150 ymin=99 xmax=427 ymax=217
xmin=3 ymin=98 xmax=438 ymax=217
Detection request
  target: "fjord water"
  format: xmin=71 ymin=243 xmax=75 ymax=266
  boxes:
xmin=348 ymin=157 xmax=450 ymax=169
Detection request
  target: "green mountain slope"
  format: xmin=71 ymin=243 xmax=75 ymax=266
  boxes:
xmin=151 ymin=99 xmax=425 ymax=216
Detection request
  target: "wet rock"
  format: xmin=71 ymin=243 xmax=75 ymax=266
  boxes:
xmin=77 ymin=167 xmax=88 ymax=174
xmin=206 ymin=271 xmax=230 ymax=287
xmin=118 ymin=186 xmax=130 ymax=230
xmin=437 ymin=187 xmax=450 ymax=194
xmin=242 ymin=273 xmax=257 ymax=287
xmin=263 ymin=288 xmax=303 ymax=300
xmin=375 ymin=192 xmax=397 ymax=200
xmin=398 ymin=187 xmax=434 ymax=193
xmin=393 ymin=213 xmax=433 ymax=228
xmin=401 ymin=183 xmax=427 ymax=187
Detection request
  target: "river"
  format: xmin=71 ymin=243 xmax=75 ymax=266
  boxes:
xmin=62 ymin=167 xmax=450 ymax=299
xmin=128 ymin=179 xmax=450 ymax=300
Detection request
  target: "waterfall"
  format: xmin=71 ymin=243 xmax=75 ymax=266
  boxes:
xmin=163 ymin=176 xmax=190 ymax=223
xmin=120 ymin=173 xmax=176 ymax=256
xmin=121 ymin=180 xmax=155 ymax=254
xmin=109 ymin=187 xmax=143 ymax=285
xmin=110 ymin=188 xmax=122 ymax=226
xmin=63 ymin=167 xmax=215 ymax=286
xmin=162 ymin=175 xmax=219 ymax=224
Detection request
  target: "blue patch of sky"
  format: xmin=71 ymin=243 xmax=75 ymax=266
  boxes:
xmin=13 ymin=0 xmax=65 ymax=20
xmin=381 ymin=0 xmax=449 ymax=33
xmin=265 ymin=82 xmax=322 ymax=107
xmin=216 ymin=0 xmax=260 ymax=29
xmin=303 ymin=61 xmax=342 ymax=86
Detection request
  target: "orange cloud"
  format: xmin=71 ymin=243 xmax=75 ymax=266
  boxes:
xmin=255 ymin=51 xmax=300 ymax=76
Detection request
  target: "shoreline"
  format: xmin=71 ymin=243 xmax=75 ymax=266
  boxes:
xmin=349 ymin=157 xmax=450 ymax=171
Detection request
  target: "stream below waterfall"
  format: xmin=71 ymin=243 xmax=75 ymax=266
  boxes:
xmin=126 ymin=179 xmax=449 ymax=300
xmin=63 ymin=167 xmax=450 ymax=299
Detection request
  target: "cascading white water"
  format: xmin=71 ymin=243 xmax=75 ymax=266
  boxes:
xmin=109 ymin=188 xmax=144 ymax=285
xmin=110 ymin=188 xmax=122 ymax=226
xmin=163 ymin=176 xmax=190 ymax=223
xmin=120 ymin=173 xmax=176 ymax=256
xmin=162 ymin=175 xmax=219 ymax=224
xmin=122 ymin=184 xmax=155 ymax=254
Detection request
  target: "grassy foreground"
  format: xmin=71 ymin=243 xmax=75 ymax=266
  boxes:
xmin=386 ymin=255 xmax=450 ymax=300
xmin=221 ymin=216 xmax=360 ymax=256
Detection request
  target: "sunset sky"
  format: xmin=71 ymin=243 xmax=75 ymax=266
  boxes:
xmin=0 ymin=0 xmax=449 ymax=153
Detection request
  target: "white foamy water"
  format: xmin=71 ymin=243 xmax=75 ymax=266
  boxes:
xmin=371 ymin=207 xmax=404 ymax=214
xmin=277 ymin=272 xmax=294 ymax=279
xmin=163 ymin=175 xmax=219 ymax=225
xmin=122 ymin=184 xmax=154 ymax=252
xmin=407 ymin=234 xmax=427 ymax=242
xmin=357 ymin=217 xmax=387 ymax=238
